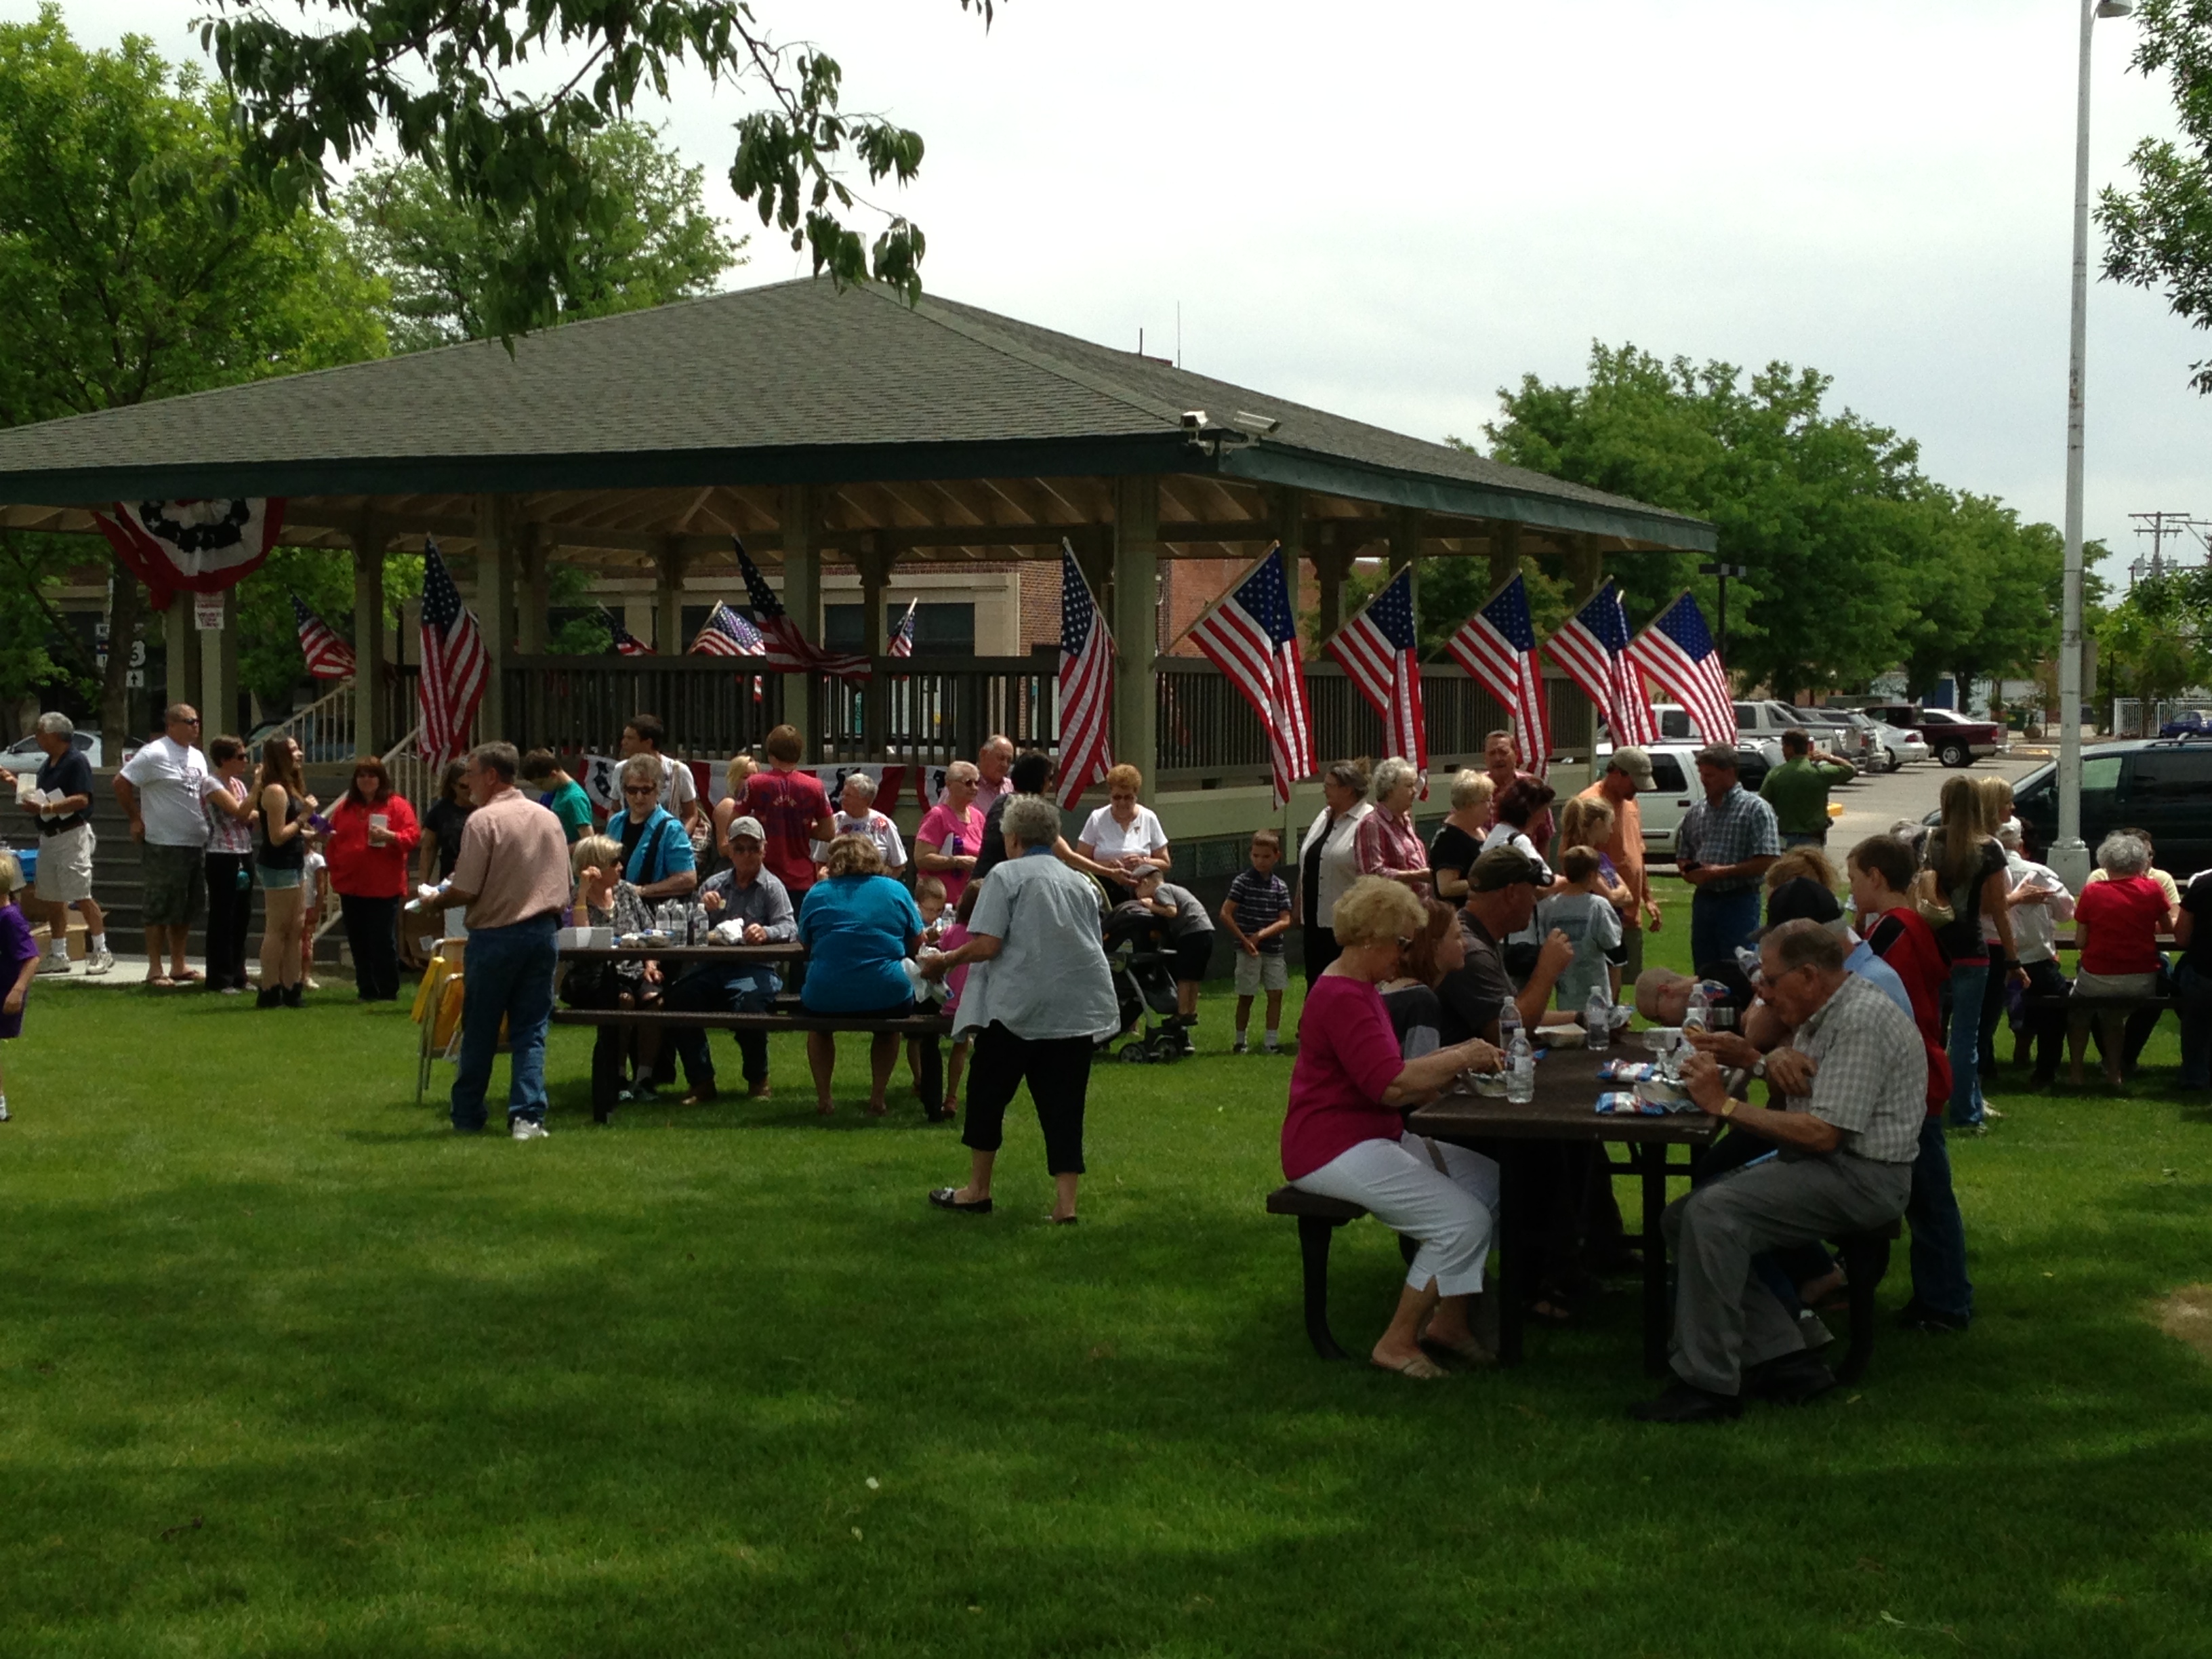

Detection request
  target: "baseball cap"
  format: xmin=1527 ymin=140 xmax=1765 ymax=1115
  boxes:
xmin=1469 ymin=844 xmax=1542 ymax=892
xmin=1694 ymin=743 xmax=1740 ymax=770
xmin=726 ymin=815 xmax=766 ymax=844
xmin=1607 ymin=745 xmax=1658 ymax=790
xmin=1761 ymin=876 xmax=1843 ymax=934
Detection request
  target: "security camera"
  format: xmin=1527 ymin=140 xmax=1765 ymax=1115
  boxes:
xmin=1181 ymin=410 xmax=1208 ymax=430
xmin=1229 ymin=410 xmax=1280 ymax=437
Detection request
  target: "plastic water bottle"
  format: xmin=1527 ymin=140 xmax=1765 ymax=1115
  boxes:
xmin=1505 ymin=1025 xmax=1535 ymax=1104
xmin=1684 ymin=981 xmax=1711 ymax=1034
xmin=1585 ymin=987 xmax=1613 ymax=1051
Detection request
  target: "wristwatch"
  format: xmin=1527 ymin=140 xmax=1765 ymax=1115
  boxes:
xmin=1750 ymin=1057 xmax=1767 ymax=1080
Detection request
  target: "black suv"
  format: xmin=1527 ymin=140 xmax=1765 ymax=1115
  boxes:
xmin=2001 ymin=738 xmax=2212 ymax=878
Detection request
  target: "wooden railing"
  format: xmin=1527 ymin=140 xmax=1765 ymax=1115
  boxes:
xmin=817 ymin=657 xmax=1059 ymax=769
xmin=499 ymin=657 xmax=787 ymax=760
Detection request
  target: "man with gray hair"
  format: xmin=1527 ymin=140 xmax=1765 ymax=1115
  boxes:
xmin=976 ymin=734 xmax=1017 ymax=805
xmin=1631 ymin=918 xmax=1925 ymax=1422
xmin=0 ymin=712 xmax=112 ymax=976
xmin=115 ymin=703 xmax=212 ymax=985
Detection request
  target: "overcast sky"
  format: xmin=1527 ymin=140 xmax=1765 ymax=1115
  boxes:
xmin=22 ymin=0 xmax=2211 ymax=582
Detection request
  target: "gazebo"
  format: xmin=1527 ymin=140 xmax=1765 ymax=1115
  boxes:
xmin=0 ymin=278 xmax=1713 ymax=827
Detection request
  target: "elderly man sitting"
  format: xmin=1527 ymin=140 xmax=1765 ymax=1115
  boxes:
xmin=660 ymin=814 xmax=796 ymax=1103
xmin=1630 ymin=919 xmax=1926 ymax=1423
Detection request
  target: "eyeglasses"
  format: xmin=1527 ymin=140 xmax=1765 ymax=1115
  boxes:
xmin=175 ymin=716 xmax=201 ymax=725
xmin=622 ymin=785 xmax=657 ymax=798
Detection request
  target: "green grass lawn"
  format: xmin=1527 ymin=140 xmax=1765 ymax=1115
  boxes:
xmin=5 ymin=878 xmax=2211 ymax=1656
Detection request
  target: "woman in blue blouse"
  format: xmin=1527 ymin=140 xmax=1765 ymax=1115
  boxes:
xmin=799 ymin=834 xmax=926 ymax=1116
xmin=615 ymin=755 xmax=699 ymax=901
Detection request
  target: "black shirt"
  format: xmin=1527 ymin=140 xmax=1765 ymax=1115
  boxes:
xmin=35 ymin=748 xmax=92 ymax=835
xmin=1437 ymin=914 xmax=1514 ymax=1045
xmin=422 ymin=798 xmax=472 ymax=881
xmin=971 ymin=792 xmax=1020 ymax=886
xmin=2182 ymin=873 xmax=2212 ymax=977
xmin=1382 ymin=982 xmax=1446 ymax=1058
xmin=1429 ymin=822 xmax=1482 ymax=889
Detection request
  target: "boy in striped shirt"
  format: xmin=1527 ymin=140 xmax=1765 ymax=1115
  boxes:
xmin=1221 ymin=830 xmax=1294 ymax=1054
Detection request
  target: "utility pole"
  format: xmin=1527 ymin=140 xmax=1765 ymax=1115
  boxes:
xmin=1699 ymin=562 xmax=1750 ymax=661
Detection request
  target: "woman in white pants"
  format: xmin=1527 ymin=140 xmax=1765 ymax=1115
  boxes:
xmin=1282 ymin=876 xmax=1504 ymax=1379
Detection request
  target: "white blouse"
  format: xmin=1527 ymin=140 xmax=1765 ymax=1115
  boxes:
xmin=1300 ymin=800 xmax=1374 ymax=928
xmin=1079 ymin=803 xmax=1168 ymax=863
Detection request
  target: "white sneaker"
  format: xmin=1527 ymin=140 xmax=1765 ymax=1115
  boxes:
xmin=34 ymin=955 xmax=71 ymax=977
xmin=0 ymin=1098 xmax=10 ymax=1122
xmin=85 ymin=949 xmax=113 ymax=977
xmin=510 ymin=1118 xmax=549 ymax=1141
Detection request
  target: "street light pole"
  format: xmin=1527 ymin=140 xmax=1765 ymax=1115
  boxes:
xmin=2054 ymin=0 xmax=2131 ymax=893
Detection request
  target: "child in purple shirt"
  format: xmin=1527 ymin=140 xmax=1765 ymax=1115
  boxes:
xmin=0 ymin=850 xmax=41 ymax=1120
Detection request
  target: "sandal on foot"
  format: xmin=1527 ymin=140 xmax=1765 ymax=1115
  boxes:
xmin=1373 ymin=1352 xmax=1450 ymax=1380
xmin=928 ymin=1187 xmax=991 ymax=1214
xmin=1419 ymin=1333 xmax=1496 ymax=1370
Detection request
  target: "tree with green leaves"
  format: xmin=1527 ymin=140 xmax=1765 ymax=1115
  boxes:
xmin=341 ymin=121 xmax=746 ymax=353
xmin=0 ymin=6 xmax=387 ymax=739
xmin=206 ymin=0 xmax=992 ymax=340
xmin=2099 ymin=0 xmax=2212 ymax=392
xmin=2096 ymin=568 xmax=2211 ymax=702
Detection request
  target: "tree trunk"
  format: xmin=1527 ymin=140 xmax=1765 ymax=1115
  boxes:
xmin=101 ymin=559 xmax=140 ymax=744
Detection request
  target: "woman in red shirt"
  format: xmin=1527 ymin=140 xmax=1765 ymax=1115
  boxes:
xmin=324 ymin=758 xmax=422 ymax=1002
xmin=2068 ymin=832 xmax=2167 ymax=1087
xmin=1284 ymin=876 xmax=1503 ymax=1378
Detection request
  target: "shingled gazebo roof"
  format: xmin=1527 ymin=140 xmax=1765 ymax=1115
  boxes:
xmin=0 ymin=278 xmax=1714 ymax=566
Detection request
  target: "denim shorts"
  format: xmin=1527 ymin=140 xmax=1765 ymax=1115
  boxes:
xmin=258 ymin=865 xmax=303 ymax=891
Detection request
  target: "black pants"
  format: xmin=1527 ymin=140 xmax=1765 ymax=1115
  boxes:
xmin=2015 ymin=957 xmax=2070 ymax=1080
xmin=203 ymin=853 xmax=253 ymax=990
xmin=1302 ymin=924 xmax=1340 ymax=987
xmin=340 ymin=893 xmax=403 ymax=1000
xmin=663 ymin=964 xmax=779 ymax=1091
xmin=962 ymin=1023 xmax=1092 ymax=1174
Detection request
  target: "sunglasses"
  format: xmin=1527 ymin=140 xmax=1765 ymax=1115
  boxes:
xmin=623 ymin=785 xmax=658 ymax=798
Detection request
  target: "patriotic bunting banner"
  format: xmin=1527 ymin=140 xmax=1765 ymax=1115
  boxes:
xmin=1185 ymin=544 xmax=1313 ymax=809
xmin=94 ymin=497 xmax=287 ymax=607
xmin=1446 ymin=573 xmax=1551 ymax=773
xmin=289 ymin=594 xmax=356 ymax=680
xmin=1054 ymin=541 xmax=1114 ymax=809
xmin=1626 ymin=590 xmax=1736 ymax=746
xmin=1322 ymin=564 xmax=1426 ymax=777
xmin=1547 ymin=579 xmax=1657 ymax=746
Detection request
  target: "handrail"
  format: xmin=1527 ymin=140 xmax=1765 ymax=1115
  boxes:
xmin=260 ymin=677 xmax=359 ymax=761
xmin=380 ymin=722 xmax=433 ymax=813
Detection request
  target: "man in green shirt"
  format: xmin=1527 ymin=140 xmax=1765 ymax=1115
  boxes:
xmin=521 ymin=748 xmax=596 ymax=844
xmin=1759 ymin=729 xmax=1856 ymax=848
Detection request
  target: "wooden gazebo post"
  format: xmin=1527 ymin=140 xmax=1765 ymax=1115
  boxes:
xmin=349 ymin=512 xmax=387 ymax=756
xmin=780 ymin=484 xmax=821 ymax=760
xmin=1111 ymin=475 xmax=1159 ymax=784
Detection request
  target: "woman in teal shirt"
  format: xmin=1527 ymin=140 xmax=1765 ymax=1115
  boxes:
xmin=799 ymin=834 xmax=926 ymax=1116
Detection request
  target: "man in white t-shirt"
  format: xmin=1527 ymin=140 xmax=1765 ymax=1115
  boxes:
xmin=619 ymin=714 xmax=700 ymax=832
xmin=114 ymin=703 xmax=213 ymax=985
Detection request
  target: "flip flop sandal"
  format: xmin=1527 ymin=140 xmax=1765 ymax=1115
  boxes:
xmin=172 ymin=968 xmax=203 ymax=983
xmin=1373 ymin=1353 xmax=1450 ymax=1380
xmin=1419 ymin=1334 xmax=1496 ymax=1370
xmin=146 ymin=976 xmax=176 ymax=989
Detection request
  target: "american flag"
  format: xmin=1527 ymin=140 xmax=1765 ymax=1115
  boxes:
xmin=733 ymin=538 xmax=871 ymax=680
xmin=1054 ymin=541 xmax=1113 ymax=809
xmin=417 ymin=538 xmax=487 ymax=769
xmin=1446 ymin=572 xmax=1551 ymax=773
xmin=1322 ymin=565 xmax=1425 ymax=772
xmin=602 ymin=608 xmax=654 ymax=657
xmin=1187 ymin=544 xmax=1313 ymax=808
xmin=289 ymin=593 xmax=356 ymax=680
xmin=1546 ymin=579 xmax=1656 ymax=745
xmin=888 ymin=598 xmax=918 ymax=659
xmin=689 ymin=601 xmax=763 ymax=659
xmin=1627 ymin=590 xmax=1736 ymax=746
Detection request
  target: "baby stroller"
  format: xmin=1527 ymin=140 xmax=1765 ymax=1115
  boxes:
xmin=1102 ymin=907 xmax=1195 ymax=1063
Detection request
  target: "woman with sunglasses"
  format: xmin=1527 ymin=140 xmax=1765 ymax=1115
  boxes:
xmin=1282 ymin=876 xmax=1504 ymax=1380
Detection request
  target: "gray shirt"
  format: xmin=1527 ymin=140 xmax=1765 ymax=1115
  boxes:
xmin=954 ymin=851 xmax=1122 ymax=1042
xmin=1151 ymin=882 xmax=1214 ymax=939
xmin=698 ymin=866 xmax=796 ymax=941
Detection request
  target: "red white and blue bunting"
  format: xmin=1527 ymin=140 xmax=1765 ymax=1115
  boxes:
xmin=92 ymin=497 xmax=287 ymax=608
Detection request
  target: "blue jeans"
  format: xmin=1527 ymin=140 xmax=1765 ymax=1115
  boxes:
xmin=1946 ymin=961 xmax=1988 ymax=1127
xmin=2178 ymin=960 xmax=2212 ymax=1090
xmin=665 ymin=964 xmax=782 ymax=1089
xmin=1906 ymin=1113 xmax=1972 ymax=1320
xmin=451 ymin=912 xmax=560 ymax=1131
xmin=1689 ymin=885 xmax=1762 ymax=975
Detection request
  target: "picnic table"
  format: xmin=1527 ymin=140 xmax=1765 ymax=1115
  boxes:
xmin=1406 ymin=1046 xmax=1720 ymax=1373
xmin=556 ymin=941 xmax=804 ymax=965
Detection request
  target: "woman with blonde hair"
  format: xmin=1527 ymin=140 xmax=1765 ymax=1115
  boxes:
xmin=252 ymin=735 xmax=316 ymax=1008
xmin=1428 ymin=769 xmax=1494 ymax=901
xmin=1923 ymin=773 xmax=2020 ymax=1126
xmin=1283 ymin=876 xmax=1505 ymax=1378
xmin=710 ymin=751 xmax=760 ymax=865
xmin=1762 ymin=844 xmax=1839 ymax=895
xmin=799 ymin=832 xmax=928 ymax=1117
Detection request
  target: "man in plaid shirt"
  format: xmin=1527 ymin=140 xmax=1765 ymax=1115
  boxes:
xmin=1631 ymin=920 xmax=1925 ymax=1423
xmin=1675 ymin=744 xmax=1780 ymax=972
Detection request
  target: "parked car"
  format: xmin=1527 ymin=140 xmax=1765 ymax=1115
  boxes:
xmin=1783 ymin=704 xmax=1885 ymax=771
xmin=2158 ymin=709 xmax=2211 ymax=739
xmin=1597 ymin=740 xmax=1772 ymax=860
xmin=1930 ymin=736 xmax=2212 ymax=879
xmin=1829 ymin=707 xmax=1928 ymax=773
xmin=3 ymin=729 xmax=111 ymax=767
xmin=1645 ymin=700 xmax=1877 ymax=771
xmin=1862 ymin=704 xmax=2005 ymax=768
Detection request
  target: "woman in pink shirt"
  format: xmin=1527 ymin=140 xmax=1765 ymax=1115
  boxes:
xmin=915 ymin=760 xmax=986 ymax=907
xmin=1284 ymin=876 xmax=1503 ymax=1378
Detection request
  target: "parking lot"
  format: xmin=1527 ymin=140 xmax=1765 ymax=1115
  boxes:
xmin=1828 ymin=746 xmax=2049 ymax=849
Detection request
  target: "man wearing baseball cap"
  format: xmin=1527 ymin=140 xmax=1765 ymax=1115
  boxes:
xmin=1437 ymin=846 xmax=1576 ymax=1044
xmin=1676 ymin=743 xmax=1780 ymax=972
xmin=660 ymin=814 xmax=794 ymax=1101
xmin=1578 ymin=745 xmax=1662 ymax=979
